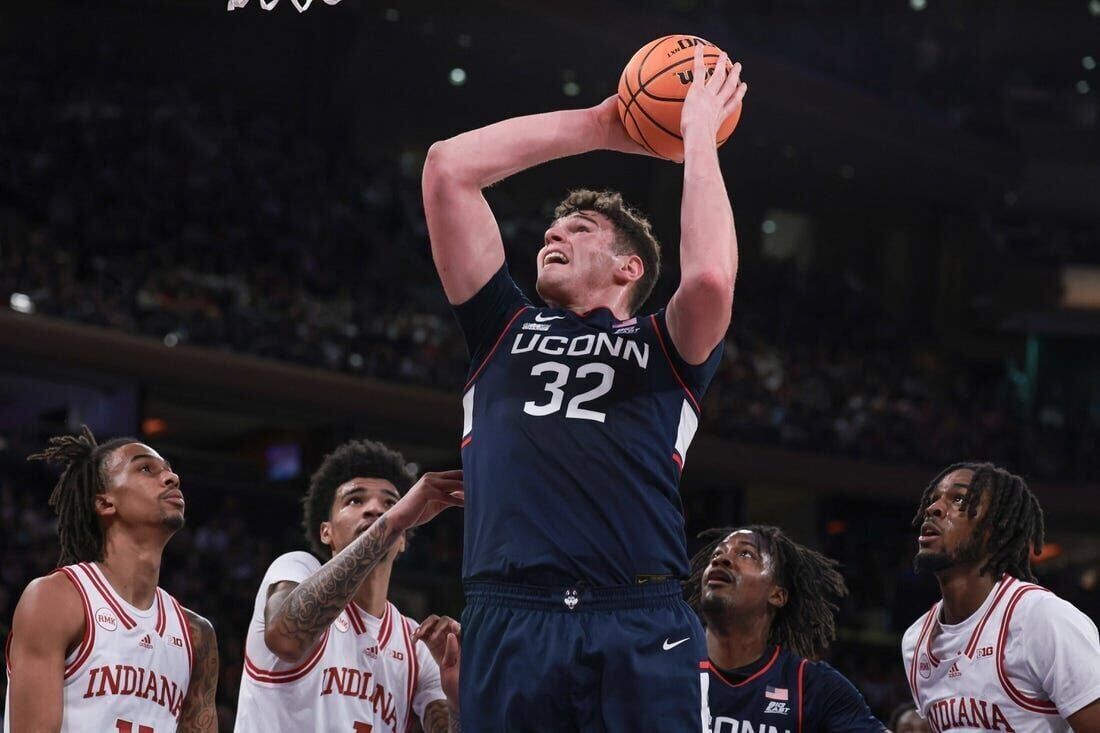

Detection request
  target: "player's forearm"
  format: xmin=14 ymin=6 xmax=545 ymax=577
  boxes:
xmin=425 ymin=107 xmax=603 ymax=190
xmin=679 ymin=131 xmax=737 ymax=288
xmin=270 ymin=515 xmax=401 ymax=653
xmin=178 ymin=615 xmax=219 ymax=733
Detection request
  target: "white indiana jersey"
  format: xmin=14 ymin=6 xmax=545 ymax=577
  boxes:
xmin=235 ymin=552 xmax=446 ymax=733
xmin=902 ymin=575 xmax=1100 ymax=732
xmin=4 ymin=562 xmax=194 ymax=733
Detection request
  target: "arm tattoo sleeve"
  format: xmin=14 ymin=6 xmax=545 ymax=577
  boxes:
xmin=422 ymin=700 xmax=452 ymax=733
xmin=273 ymin=515 xmax=399 ymax=648
xmin=179 ymin=611 xmax=219 ymax=733
xmin=449 ymin=707 xmax=462 ymax=733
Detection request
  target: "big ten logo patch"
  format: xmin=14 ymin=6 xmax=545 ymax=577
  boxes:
xmin=95 ymin=607 xmax=118 ymax=632
xmin=976 ymin=646 xmax=994 ymax=659
xmin=390 ymin=650 xmax=404 ymax=661
xmin=170 ymin=636 xmax=185 ymax=648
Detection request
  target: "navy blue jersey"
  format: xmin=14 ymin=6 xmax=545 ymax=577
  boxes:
xmin=703 ymin=646 xmax=885 ymax=733
xmin=453 ymin=265 xmax=723 ymax=586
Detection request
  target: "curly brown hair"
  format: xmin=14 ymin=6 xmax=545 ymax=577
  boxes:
xmin=553 ymin=189 xmax=661 ymax=314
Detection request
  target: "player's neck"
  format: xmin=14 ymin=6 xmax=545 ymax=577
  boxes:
xmin=705 ymin=613 xmax=773 ymax=670
xmin=352 ymin=560 xmax=393 ymax=619
xmin=97 ymin=533 xmax=167 ymax=610
xmin=936 ymin=563 xmax=998 ymax=625
xmin=553 ymin=289 xmax=632 ymax=321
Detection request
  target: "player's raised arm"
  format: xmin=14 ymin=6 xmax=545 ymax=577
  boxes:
xmin=422 ymin=99 xmax=654 ymax=304
xmin=263 ymin=470 xmax=463 ymax=662
xmin=5 ymin=574 xmax=85 ymax=733
xmin=665 ymin=45 xmax=747 ymax=365
xmin=178 ymin=609 xmax=219 ymax=733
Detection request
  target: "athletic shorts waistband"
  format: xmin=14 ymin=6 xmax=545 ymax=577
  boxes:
xmin=462 ymin=579 xmax=686 ymax=612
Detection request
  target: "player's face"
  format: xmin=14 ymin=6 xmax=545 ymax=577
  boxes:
xmin=896 ymin=710 xmax=932 ymax=733
xmin=914 ymin=469 xmax=990 ymax=574
xmin=700 ymin=530 xmax=787 ymax=619
xmin=535 ymin=211 xmax=633 ymax=307
xmin=98 ymin=443 xmax=185 ymax=533
xmin=320 ymin=477 xmax=404 ymax=558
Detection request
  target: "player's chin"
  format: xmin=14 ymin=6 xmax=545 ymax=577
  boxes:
xmin=535 ymin=271 xmax=571 ymax=303
xmin=162 ymin=512 xmax=186 ymax=531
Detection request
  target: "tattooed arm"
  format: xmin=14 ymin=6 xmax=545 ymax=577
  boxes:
xmin=415 ymin=615 xmax=463 ymax=733
xmin=179 ymin=609 xmax=218 ymax=733
xmin=264 ymin=470 xmax=464 ymax=662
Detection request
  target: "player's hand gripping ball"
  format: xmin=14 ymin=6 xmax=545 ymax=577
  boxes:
xmin=617 ymin=35 xmax=743 ymax=161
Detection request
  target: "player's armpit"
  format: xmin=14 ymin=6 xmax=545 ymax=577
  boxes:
xmin=6 ymin=573 xmax=85 ymax=733
xmin=1068 ymin=698 xmax=1100 ymax=733
xmin=178 ymin=609 xmax=219 ymax=733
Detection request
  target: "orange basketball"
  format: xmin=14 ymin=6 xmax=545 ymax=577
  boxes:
xmin=616 ymin=35 xmax=742 ymax=161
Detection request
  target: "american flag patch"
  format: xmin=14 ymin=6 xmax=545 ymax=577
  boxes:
xmin=765 ymin=686 xmax=789 ymax=701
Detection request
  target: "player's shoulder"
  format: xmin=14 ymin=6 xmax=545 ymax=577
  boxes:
xmin=265 ymin=550 xmax=322 ymax=576
xmin=902 ymin=605 xmax=936 ymax=649
xmin=1004 ymin=581 xmax=1089 ymax=629
xmin=179 ymin=605 xmax=216 ymax=640
xmin=11 ymin=570 xmax=86 ymax=641
xmin=802 ymin=658 xmax=858 ymax=689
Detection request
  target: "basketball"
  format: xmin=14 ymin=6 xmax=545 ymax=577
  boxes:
xmin=617 ymin=35 xmax=742 ymax=161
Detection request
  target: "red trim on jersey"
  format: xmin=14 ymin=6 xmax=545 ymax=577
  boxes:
xmin=671 ymin=452 xmax=683 ymax=472
xmin=244 ymin=630 xmax=330 ymax=683
xmin=907 ymin=602 xmax=939 ymax=700
xmin=463 ymin=306 xmax=530 ymax=391
xmin=401 ymin=616 xmax=418 ymax=732
xmin=154 ymin=588 xmax=167 ymax=637
xmin=56 ymin=566 xmax=96 ymax=679
xmin=797 ymin=658 xmax=807 ymax=733
xmin=171 ymin=597 xmax=194 ymax=678
xmin=703 ymin=646 xmax=781 ymax=688
xmin=996 ymin=584 xmax=1059 ymax=714
xmin=78 ymin=563 xmax=137 ymax=630
xmin=650 ymin=314 xmax=701 ymax=413
xmin=460 ymin=435 xmax=472 ymax=449
xmin=377 ymin=603 xmax=394 ymax=649
xmin=346 ymin=604 xmax=366 ymax=635
xmin=964 ymin=575 xmax=1015 ymax=658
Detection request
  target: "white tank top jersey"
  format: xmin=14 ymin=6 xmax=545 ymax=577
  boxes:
xmin=3 ymin=562 xmax=194 ymax=733
xmin=902 ymin=575 xmax=1100 ymax=732
xmin=235 ymin=551 xmax=447 ymax=733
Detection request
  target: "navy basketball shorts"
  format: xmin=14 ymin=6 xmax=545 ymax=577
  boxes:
xmin=460 ymin=580 xmax=706 ymax=732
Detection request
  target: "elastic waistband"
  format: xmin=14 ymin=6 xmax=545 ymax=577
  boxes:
xmin=463 ymin=579 xmax=685 ymax=612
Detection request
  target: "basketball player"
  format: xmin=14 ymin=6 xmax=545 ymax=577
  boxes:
xmin=887 ymin=703 xmax=931 ymax=733
xmin=422 ymin=41 xmax=746 ymax=729
xmin=902 ymin=462 xmax=1100 ymax=731
xmin=234 ymin=439 xmax=462 ymax=733
xmin=4 ymin=426 xmax=218 ymax=732
xmin=690 ymin=526 xmax=884 ymax=732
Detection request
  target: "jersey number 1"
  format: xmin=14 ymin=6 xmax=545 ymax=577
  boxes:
xmin=524 ymin=362 xmax=615 ymax=423
xmin=116 ymin=721 xmax=153 ymax=733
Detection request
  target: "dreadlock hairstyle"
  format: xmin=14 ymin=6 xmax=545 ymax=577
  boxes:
xmin=27 ymin=425 xmax=140 ymax=567
xmin=302 ymin=439 xmax=416 ymax=558
xmin=911 ymin=461 xmax=1045 ymax=582
xmin=686 ymin=525 xmax=848 ymax=659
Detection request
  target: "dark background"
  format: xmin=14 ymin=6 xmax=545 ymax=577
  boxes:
xmin=2 ymin=0 xmax=1098 ymax=728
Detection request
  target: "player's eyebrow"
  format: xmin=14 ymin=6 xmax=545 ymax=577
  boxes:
xmin=570 ymin=213 xmax=600 ymax=228
xmin=339 ymin=484 xmax=400 ymax=502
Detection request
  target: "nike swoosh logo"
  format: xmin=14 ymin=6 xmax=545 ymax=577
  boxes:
xmin=534 ymin=313 xmax=566 ymax=322
xmin=663 ymin=637 xmax=690 ymax=651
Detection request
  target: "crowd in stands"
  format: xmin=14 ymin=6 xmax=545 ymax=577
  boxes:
xmin=3 ymin=50 xmax=1097 ymax=484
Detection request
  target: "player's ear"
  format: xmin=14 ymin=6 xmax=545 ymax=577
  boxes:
xmin=319 ymin=521 xmax=333 ymax=549
xmin=94 ymin=491 xmax=116 ymax=518
xmin=614 ymin=252 xmax=644 ymax=286
xmin=768 ymin=585 xmax=789 ymax=611
xmin=396 ymin=531 xmax=407 ymax=556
